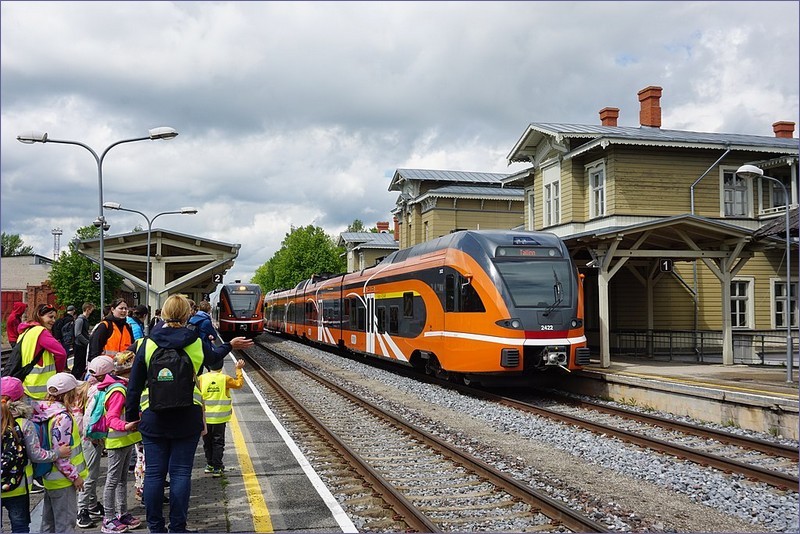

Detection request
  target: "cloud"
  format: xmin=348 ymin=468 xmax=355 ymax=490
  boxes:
xmin=2 ymin=1 xmax=798 ymax=288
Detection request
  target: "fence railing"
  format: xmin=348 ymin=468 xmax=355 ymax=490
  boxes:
xmin=608 ymin=329 xmax=796 ymax=366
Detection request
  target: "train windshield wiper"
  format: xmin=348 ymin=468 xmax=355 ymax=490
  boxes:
xmin=543 ymin=268 xmax=563 ymax=316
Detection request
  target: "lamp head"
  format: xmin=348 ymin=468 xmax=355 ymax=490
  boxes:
xmin=148 ymin=127 xmax=179 ymax=140
xmin=103 ymin=202 xmax=122 ymax=210
xmin=17 ymin=131 xmax=48 ymax=144
xmin=180 ymin=207 xmax=198 ymax=215
xmin=736 ymin=164 xmax=764 ymax=180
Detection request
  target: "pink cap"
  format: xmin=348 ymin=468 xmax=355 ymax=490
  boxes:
xmin=46 ymin=373 xmax=80 ymax=396
xmin=1 ymin=376 xmax=24 ymax=401
xmin=88 ymin=355 xmax=115 ymax=377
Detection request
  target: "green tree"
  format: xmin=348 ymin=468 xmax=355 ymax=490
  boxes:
xmin=252 ymin=225 xmax=345 ymax=292
xmin=1 ymin=232 xmax=34 ymax=256
xmin=48 ymin=225 xmax=123 ymax=315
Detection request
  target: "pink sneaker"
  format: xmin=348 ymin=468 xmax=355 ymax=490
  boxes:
xmin=118 ymin=513 xmax=141 ymax=529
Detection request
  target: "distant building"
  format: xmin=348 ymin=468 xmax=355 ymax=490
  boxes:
xmin=1 ymin=254 xmax=55 ymax=320
xmin=338 ymin=221 xmax=399 ymax=272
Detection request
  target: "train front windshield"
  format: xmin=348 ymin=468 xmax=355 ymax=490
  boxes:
xmin=227 ymin=290 xmax=260 ymax=315
xmin=494 ymin=260 xmax=573 ymax=308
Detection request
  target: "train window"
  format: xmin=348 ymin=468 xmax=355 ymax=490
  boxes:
xmin=494 ymin=260 xmax=573 ymax=308
xmin=389 ymin=306 xmax=399 ymax=334
xmin=377 ymin=306 xmax=386 ymax=333
xmin=460 ymin=280 xmax=485 ymax=312
xmin=356 ymin=302 xmax=366 ymax=331
xmin=403 ymin=292 xmax=414 ymax=318
xmin=445 ymin=275 xmax=455 ymax=312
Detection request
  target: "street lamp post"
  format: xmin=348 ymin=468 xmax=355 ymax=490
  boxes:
xmin=17 ymin=127 xmax=179 ymax=309
xmin=104 ymin=202 xmax=198 ymax=334
xmin=736 ymin=164 xmax=794 ymax=382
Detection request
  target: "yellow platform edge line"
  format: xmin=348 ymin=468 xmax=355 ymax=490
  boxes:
xmin=230 ymin=408 xmax=274 ymax=532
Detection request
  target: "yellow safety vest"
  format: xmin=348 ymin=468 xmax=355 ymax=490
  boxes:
xmin=140 ymin=338 xmax=204 ymax=412
xmin=1 ymin=417 xmax=34 ymax=498
xmin=42 ymin=412 xmax=88 ymax=491
xmin=103 ymin=383 xmax=142 ymax=449
xmin=199 ymin=371 xmax=232 ymax=424
xmin=20 ymin=326 xmax=57 ymax=400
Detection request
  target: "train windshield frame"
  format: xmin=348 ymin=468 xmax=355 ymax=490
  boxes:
xmin=493 ymin=258 xmax=573 ymax=308
xmin=226 ymin=289 xmax=261 ymax=315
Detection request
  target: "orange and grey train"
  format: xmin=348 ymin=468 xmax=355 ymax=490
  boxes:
xmin=215 ymin=281 xmax=264 ymax=341
xmin=264 ymin=230 xmax=589 ymax=383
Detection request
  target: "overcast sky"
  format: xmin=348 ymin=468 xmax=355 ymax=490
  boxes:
xmin=2 ymin=1 xmax=798 ymax=289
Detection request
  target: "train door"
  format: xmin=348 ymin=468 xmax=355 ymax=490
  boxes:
xmin=365 ymin=291 xmax=375 ymax=353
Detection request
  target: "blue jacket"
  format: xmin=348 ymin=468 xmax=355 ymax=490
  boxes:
xmin=187 ymin=311 xmax=216 ymax=346
xmin=126 ymin=316 xmax=145 ymax=340
xmin=125 ymin=324 xmax=232 ymax=439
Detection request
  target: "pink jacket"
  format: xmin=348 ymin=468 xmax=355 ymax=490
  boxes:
xmin=17 ymin=322 xmax=67 ymax=372
xmin=97 ymin=374 xmax=130 ymax=432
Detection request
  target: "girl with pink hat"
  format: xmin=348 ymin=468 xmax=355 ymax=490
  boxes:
xmin=1 ymin=376 xmax=70 ymax=533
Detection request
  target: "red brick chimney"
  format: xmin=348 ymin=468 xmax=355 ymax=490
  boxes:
xmin=393 ymin=216 xmax=399 ymax=241
xmin=638 ymin=85 xmax=662 ymax=128
xmin=599 ymin=107 xmax=619 ymax=126
xmin=376 ymin=221 xmax=390 ymax=233
xmin=773 ymin=121 xmax=795 ymax=138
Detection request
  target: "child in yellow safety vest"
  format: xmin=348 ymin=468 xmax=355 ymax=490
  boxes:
xmin=198 ymin=358 xmax=245 ymax=476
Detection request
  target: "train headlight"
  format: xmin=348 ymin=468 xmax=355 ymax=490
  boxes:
xmin=570 ymin=318 xmax=583 ymax=328
xmin=495 ymin=318 xmax=523 ymax=329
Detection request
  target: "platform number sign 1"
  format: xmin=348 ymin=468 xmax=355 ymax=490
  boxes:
xmin=92 ymin=271 xmax=101 ymax=284
xmin=213 ymin=273 xmax=223 ymax=284
xmin=660 ymin=259 xmax=674 ymax=273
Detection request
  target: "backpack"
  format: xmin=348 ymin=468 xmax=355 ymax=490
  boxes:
xmin=61 ymin=320 xmax=75 ymax=347
xmin=146 ymin=344 xmax=196 ymax=411
xmin=52 ymin=317 xmax=66 ymax=342
xmin=84 ymin=389 xmax=110 ymax=440
xmin=32 ymin=410 xmax=71 ymax=479
xmin=84 ymin=384 xmax=125 ymax=440
xmin=1 ymin=420 xmax=28 ymax=492
xmin=1 ymin=329 xmax=45 ymax=380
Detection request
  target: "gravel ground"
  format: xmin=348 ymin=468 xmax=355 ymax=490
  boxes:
xmin=263 ymin=337 xmax=799 ymax=533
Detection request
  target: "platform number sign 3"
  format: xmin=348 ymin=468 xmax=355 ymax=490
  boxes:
xmin=660 ymin=259 xmax=674 ymax=273
xmin=213 ymin=273 xmax=223 ymax=284
xmin=92 ymin=271 xmax=101 ymax=284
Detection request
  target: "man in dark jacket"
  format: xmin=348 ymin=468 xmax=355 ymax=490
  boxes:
xmin=72 ymin=302 xmax=95 ymax=379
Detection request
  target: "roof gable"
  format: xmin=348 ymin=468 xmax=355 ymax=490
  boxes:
xmin=389 ymin=168 xmax=510 ymax=191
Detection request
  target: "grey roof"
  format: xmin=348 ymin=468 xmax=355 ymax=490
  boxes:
xmin=509 ymin=123 xmax=799 ymax=163
xmin=339 ymin=232 xmax=378 ymax=244
xmin=338 ymin=231 xmax=398 ymax=247
xmin=416 ymin=185 xmax=524 ymax=202
xmin=353 ymin=238 xmax=399 ymax=251
xmin=753 ymin=208 xmax=800 ymax=239
xmin=389 ymin=168 xmax=509 ymax=191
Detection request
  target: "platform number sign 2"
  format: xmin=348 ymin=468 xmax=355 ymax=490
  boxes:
xmin=660 ymin=259 xmax=674 ymax=273
xmin=213 ymin=273 xmax=223 ymax=284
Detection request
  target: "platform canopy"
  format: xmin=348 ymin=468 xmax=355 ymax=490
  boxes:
xmin=76 ymin=228 xmax=240 ymax=310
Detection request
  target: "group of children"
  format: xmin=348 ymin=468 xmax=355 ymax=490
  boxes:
xmin=2 ymin=341 xmax=247 ymax=533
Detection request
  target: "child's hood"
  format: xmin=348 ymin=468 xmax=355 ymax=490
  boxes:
xmin=97 ymin=373 xmax=127 ymax=390
xmin=31 ymin=399 xmax=69 ymax=422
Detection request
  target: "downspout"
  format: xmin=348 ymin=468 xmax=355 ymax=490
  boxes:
xmin=689 ymin=146 xmax=732 ymax=344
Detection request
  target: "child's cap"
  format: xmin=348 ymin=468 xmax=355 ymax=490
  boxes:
xmin=46 ymin=373 xmax=79 ymax=396
xmin=88 ymin=356 xmax=115 ymax=377
xmin=207 ymin=360 xmax=224 ymax=371
xmin=1 ymin=376 xmax=24 ymax=401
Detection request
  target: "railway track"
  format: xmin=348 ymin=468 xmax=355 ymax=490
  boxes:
xmin=241 ymin=342 xmax=609 ymax=533
xmin=264 ymin=334 xmax=798 ymax=491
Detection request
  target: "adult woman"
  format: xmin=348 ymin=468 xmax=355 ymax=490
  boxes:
xmin=88 ymin=299 xmax=133 ymax=362
xmin=16 ymin=304 xmax=68 ymax=400
xmin=125 ymin=294 xmax=253 ymax=533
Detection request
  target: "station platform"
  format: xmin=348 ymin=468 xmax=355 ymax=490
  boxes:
xmin=4 ymin=355 xmax=354 ymax=534
xmin=566 ymin=356 xmax=800 ymax=439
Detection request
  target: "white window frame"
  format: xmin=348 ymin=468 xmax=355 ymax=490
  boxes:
xmin=542 ymin=160 xmax=561 ymax=227
xmin=587 ymin=159 xmax=606 ymax=219
xmin=720 ymin=166 xmax=752 ymax=218
xmin=526 ymin=189 xmax=535 ymax=230
xmin=771 ymin=277 xmax=798 ymax=329
xmin=730 ymin=277 xmax=754 ymax=329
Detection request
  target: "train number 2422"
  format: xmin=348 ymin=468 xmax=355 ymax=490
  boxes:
xmin=540 ymin=324 xmax=554 ymax=331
